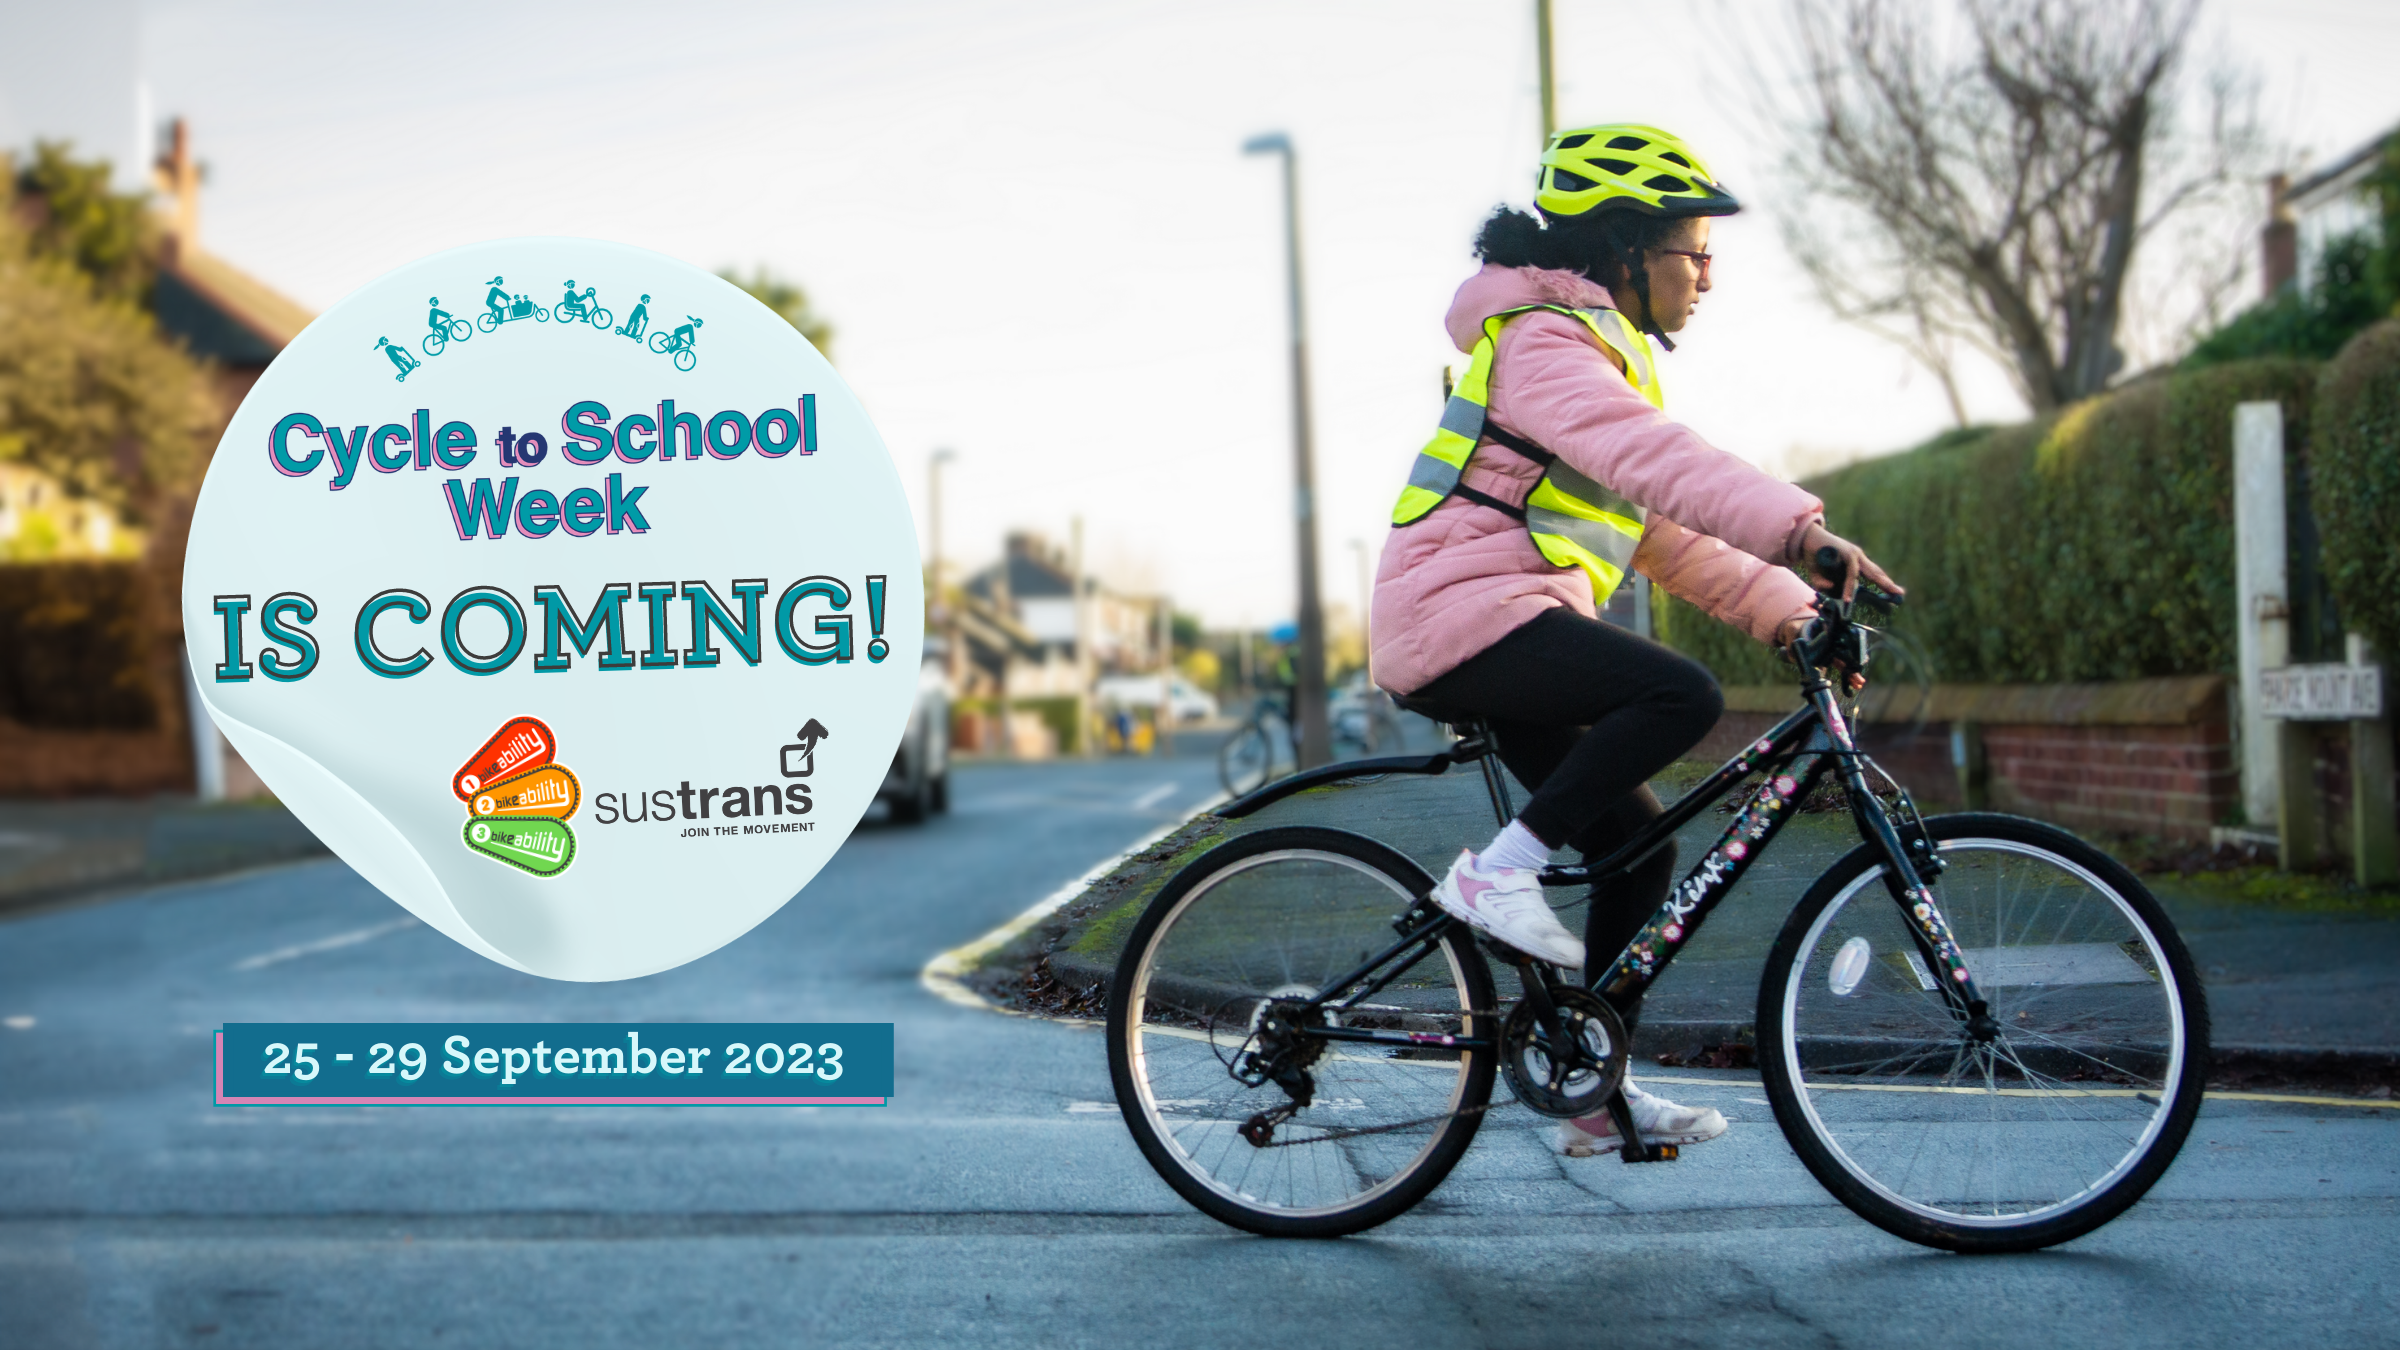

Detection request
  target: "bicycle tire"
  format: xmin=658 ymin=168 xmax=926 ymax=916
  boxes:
xmin=1757 ymin=813 xmax=2207 ymax=1253
xmin=1108 ymin=825 xmax=1496 ymax=1237
xmin=1217 ymin=718 xmax=1277 ymax=797
xmin=648 ymin=331 xmax=672 ymax=354
xmin=421 ymin=332 xmax=447 ymax=358
xmin=590 ymin=307 xmax=613 ymax=329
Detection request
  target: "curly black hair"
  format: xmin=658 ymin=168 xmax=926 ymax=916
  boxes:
xmin=1472 ymin=205 xmax=1684 ymax=342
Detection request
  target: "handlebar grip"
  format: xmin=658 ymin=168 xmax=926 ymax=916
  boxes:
xmin=1813 ymin=545 xmax=1847 ymax=590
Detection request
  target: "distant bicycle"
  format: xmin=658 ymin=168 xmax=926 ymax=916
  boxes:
xmin=1219 ymin=686 xmax=1404 ymax=797
xmin=553 ymin=285 xmax=613 ymax=330
xmin=479 ymin=293 xmax=550 ymax=331
xmin=649 ymin=316 xmax=702 ymax=371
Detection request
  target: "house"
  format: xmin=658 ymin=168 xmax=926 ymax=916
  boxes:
xmin=2263 ymin=123 xmax=2395 ymax=297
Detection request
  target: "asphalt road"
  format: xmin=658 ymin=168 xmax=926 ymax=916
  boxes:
xmin=2 ymin=752 xmax=2396 ymax=1349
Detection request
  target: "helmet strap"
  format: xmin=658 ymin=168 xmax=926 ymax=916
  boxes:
xmin=1621 ymin=239 xmax=1676 ymax=353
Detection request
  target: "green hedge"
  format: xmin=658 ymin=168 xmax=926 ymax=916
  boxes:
xmin=2314 ymin=321 xmax=2400 ymax=662
xmin=0 ymin=562 xmax=158 ymax=729
xmin=1660 ymin=358 xmax=2320 ymax=686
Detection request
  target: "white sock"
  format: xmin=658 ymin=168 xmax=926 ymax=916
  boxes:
xmin=1477 ymin=819 xmax=1553 ymax=873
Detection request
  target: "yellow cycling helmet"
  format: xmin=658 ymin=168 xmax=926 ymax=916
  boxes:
xmin=1535 ymin=124 xmax=1740 ymax=219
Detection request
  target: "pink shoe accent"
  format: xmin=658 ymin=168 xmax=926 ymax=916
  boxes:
xmin=1452 ymin=871 xmax=1498 ymax=914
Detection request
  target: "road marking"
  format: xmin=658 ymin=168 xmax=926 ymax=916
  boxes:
xmin=1631 ymin=1073 xmax=2400 ymax=1111
xmin=920 ymin=788 xmax=1226 ymax=1014
xmin=232 ymin=916 xmax=422 ymax=972
xmin=3 ymin=1015 xmax=33 ymax=1030
xmin=1131 ymin=783 xmax=1177 ymax=811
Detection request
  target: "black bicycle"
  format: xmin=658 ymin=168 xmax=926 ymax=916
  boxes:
xmin=1109 ymin=552 xmax=2206 ymax=1252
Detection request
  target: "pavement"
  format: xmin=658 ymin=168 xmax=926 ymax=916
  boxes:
xmin=0 ymin=798 xmax=325 ymax=916
xmin=981 ymin=743 xmax=2400 ymax=1085
xmin=3 ymin=739 xmax=2398 ymax=1346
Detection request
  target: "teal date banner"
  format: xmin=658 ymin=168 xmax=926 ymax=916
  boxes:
xmin=217 ymin=1023 xmax=892 ymax=1105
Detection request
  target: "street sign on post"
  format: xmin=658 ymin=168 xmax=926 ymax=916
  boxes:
xmin=2259 ymin=664 xmax=2383 ymax=721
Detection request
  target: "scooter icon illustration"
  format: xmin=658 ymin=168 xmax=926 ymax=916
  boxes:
xmin=376 ymin=336 xmax=420 ymax=382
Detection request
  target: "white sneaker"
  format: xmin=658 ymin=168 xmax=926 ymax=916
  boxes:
xmin=1429 ymin=850 xmax=1584 ymax=968
xmin=1554 ymin=1081 xmax=1728 ymax=1155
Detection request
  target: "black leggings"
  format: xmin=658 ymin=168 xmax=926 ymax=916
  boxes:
xmin=1416 ymin=607 xmax=1724 ymax=969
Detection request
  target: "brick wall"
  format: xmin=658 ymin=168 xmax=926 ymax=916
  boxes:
xmin=1692 ymin=676 xmax=2239 ymax=842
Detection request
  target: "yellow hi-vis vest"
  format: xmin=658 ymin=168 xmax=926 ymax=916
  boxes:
xmin=1391 ymin=303 xmax=1662 ymax=599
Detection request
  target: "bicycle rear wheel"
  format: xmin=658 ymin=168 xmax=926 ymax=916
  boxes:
xmin=1108 ymin=826 xmax=1496 ymax=1237
xmin=1758 ymin=813 xmax=2207 ymax=1252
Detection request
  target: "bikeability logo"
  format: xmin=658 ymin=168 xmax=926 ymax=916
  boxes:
xmin=375 ymin=273 xmax=705 ymax=384
xmin=453 ymin=715 xmax=582 ymax=878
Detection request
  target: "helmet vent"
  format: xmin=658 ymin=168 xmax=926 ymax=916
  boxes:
xmin=1588 ymin=158 xmax=1637 ymax=176
xmin=1604 ymin=136 xmax=1648 ymax=151
xmin=1660 ymin=152 xmax=1692 ymax=169
xmin=1643 ymin=174 xmax=1691 ymax=192
xmin=1554 ymin=133 xmax=1594 ymax=149
xmin=1551 ymin=167 xmax=1598 ymax=193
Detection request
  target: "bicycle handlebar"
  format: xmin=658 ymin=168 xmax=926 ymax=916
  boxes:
xmin=1812 ymin=545 xmax=1903 ymax=609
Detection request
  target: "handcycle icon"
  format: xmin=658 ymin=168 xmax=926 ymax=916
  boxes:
xmin=552 ymin=282 xmax=614 ymax=330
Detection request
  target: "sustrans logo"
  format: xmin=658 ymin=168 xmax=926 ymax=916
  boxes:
xmin=589 ymin=721 xmax=826 ymax=836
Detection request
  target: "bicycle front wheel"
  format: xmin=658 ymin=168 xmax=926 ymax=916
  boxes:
xmin=1108 ymin=826 xmax=1496 ymax=1237
xmin=1217 ymin=716 xmax=1280 ymax=797
xmin=1759 ymin=813 xmax=2207 ymax=1252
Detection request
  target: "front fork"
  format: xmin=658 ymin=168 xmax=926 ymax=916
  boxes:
xmin=1811 ymin=685 xmax=1997 ymax=1042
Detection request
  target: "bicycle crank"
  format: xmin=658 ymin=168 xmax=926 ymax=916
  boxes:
xmin=1500 ymin=986 xmax=1628 ymax=1118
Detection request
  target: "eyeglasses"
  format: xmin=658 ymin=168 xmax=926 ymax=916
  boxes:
xmin=1657 ymin=248 xmax=1713 ymax=276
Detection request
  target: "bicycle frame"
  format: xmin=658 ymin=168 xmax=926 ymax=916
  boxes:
xmin=1226 ymin=627 xmax=1997 ymax=1054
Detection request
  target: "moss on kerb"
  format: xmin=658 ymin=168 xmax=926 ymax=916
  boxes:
xmin=1068 ymin=819 xmax=1233 ymax=961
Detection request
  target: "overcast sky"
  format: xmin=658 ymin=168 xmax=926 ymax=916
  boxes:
xmin=6 ymin=0 xmax=2398 ymax=627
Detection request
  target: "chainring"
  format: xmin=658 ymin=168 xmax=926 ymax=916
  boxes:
xmin=1500 ymin=986 xmax=1629 ymax=1118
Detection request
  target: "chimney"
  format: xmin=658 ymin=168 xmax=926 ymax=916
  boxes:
xmin=2261 ymin=172 xmax=2297 ymax=298
xmin=152 ymin=117 xmax=201 ymax=266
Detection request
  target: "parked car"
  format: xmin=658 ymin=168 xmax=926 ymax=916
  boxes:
xmin=1092 ymin=672 xmax=1220 ymax=723
xmin=879 ymin=658 xmax=951 ymax=823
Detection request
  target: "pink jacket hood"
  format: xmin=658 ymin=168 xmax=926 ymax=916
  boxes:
xmin=1369 ymin=264 xmax=1824 ymax=695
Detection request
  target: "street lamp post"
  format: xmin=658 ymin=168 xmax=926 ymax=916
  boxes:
xmin=1243 ymin=131 xmax=1332 ymax=770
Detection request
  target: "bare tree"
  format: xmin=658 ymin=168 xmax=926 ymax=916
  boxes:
xmin=1749 ymin=0 xmax=2264 ymax=414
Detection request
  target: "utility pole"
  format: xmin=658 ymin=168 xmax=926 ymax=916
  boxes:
xmin=1243 ymin=131 xmax=1332 ymax=770
xmin=1533 ymin=1 xmax=1652 ymax=636
xmin=927 ymin=447 xmax=958 ymax=692
xmin=1536 ymin=0 xmax=1557 ymax=143
xmin=1071 ymin=515 xmax=1092 ymax=758
xmin=1349 ymin=538 xmax=1372 ymax=655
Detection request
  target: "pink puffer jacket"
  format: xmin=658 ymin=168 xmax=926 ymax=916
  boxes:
xmin=1370 ymin=264 xmax=1824 ymax=695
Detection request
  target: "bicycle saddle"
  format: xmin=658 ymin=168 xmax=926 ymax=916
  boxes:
xmin=1391 ymin=693 xmax=1484 ymax=730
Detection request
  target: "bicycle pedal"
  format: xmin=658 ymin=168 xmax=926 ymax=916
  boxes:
xmin=1618 ymin=1141 xmax=1678 ymax=1164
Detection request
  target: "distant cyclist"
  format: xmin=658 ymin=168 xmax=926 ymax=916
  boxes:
xmin=484 ymin=276 xmax=510 ymax=321
xmin=1373 ymin=124 xmax=1900 ymax=1156
xmin=426 ymin=297 xmax=456 ymax=335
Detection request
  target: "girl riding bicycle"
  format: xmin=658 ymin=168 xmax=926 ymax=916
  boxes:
xmin=1373 ymin=124 xmax=1901 ymax=1156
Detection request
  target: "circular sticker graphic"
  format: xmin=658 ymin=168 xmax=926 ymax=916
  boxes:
xmin=182 ymin=238 xmax=921 ymax=980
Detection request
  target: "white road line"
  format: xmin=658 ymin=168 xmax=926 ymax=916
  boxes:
xmin=1130 ymin=782 xmax=1177 ymax=811
xmin=232 ymin=916 xmax=422 ymax=972
xmin=920 ymin=789 xmax=1225 ymax=1014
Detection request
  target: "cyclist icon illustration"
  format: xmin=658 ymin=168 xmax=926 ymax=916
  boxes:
xmin=616 ymin=294 xmax=651 ymax=341
xmin=478 ymin=276 xmax=549 ymax=331
xmin=423 ymin=297 xmax=473 ymax=356
xmin=553 ymin=281 xmax=612 ymax=330
xmin=376 ymin=336 xmax=420 ymax=382
xmin=648 ymin=315 xmax=702 ymax=371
